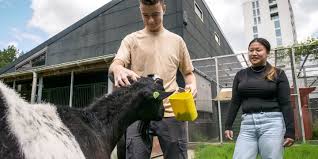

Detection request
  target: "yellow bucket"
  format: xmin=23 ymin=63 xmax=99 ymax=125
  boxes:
xmin=169 ymin=91 xmax=198 ymax=121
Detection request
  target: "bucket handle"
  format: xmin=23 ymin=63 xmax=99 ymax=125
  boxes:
xmin=178 ymin=87 xmax=191 ymax=93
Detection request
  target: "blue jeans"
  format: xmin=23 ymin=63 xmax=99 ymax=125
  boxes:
xmin=233 ymin=112 xmax=285 ymax=159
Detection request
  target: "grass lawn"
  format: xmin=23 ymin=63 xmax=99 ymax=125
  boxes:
xmin=195 ymin=143 xmax=318 ymax=159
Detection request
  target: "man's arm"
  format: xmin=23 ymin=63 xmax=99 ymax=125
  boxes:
xmin=183 ymin=71 xmax=197 ymax=97
xmin=109 ymin=59 xmax=139 ymax=87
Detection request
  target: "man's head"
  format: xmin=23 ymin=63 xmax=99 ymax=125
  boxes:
xmin=139 ymin=0 xmax=166 ymax=32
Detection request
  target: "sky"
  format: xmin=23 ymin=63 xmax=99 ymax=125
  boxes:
xmin=0 ymin=0 xmax=317 ymax=53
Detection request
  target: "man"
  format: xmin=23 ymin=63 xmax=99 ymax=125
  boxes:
xmin=109 ymin=0 xmax=197 ymax=158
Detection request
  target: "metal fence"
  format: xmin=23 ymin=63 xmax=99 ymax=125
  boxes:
xmin=42 ymin=82 xmax=107 ymax=108
xmin=190 ymin=46 xmax=318 ymax=143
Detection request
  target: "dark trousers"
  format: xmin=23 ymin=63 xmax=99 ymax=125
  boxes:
xmin=126 ymin=117 xmax=188 ymax=159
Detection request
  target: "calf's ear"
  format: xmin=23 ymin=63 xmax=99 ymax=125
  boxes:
xmin=158 ymin=91 xmax=174 ymax=100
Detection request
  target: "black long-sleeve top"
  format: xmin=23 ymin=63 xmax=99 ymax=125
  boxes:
xmin=225 ymin=63 xmax=295 ymax=139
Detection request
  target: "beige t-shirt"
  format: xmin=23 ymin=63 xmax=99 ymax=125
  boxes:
xmin=114 ymin=28 xmax=194 ymax=117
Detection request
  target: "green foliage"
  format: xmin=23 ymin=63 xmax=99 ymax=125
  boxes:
xmin=195 ymin=144 xmax=318 ymax=159
xmin=276 ymin=38 xmax=318 ymax=64
xmin=0 ymin=45 xmax=19 ymax=68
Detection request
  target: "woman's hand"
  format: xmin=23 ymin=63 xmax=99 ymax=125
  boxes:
xmin=224 ymin=130 xmax=234 ymax=140
xmin=283 ymin=138 xmax=294 ymax=147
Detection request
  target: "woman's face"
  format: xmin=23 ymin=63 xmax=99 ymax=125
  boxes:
xmin=248 ymin=41 xmax=268 ymax=66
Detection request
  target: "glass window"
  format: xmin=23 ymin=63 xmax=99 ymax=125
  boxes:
xmin=252 ymin=2 xmax=255 ymax=8
xmin=16 ymin=62 xmax=32 ymax=71
xmin=253 ymin=26 xmax=258 ymax=33
xmin=258 ymin=17 xmax=261 ymax=24
xmin=271 ymin=14 xmax=279 ymax=20
xmin=275 ymin=29 xmax=282 ymax=37
xmin=257 ymin=9 xmax=260 ymax=15
xmin=270 ymin=6 xmax=278 ymax=12
xmin=194 ymin=1 xmax=203 ymax=22
xmin=277 ymin=37 xmax=282 ymax=46
xmin=253 ymin=10 xmax=256 ymax=16
xmin=254 ymin=18 xmax=257 ymax=25
xmin=214 ymin=32 xmax=220 ymax=45
xmin=256 ymin=1 xmax=259 ymax=8
xmin=254 ymin=34 xmax=258 ymax=38
xmin=274 ymin=20 xmax=280 ymax=28
xmin=31 ymin=53 xmax=46 ymax=67
xmin=269 ymin=0 xmax=276 ymax=4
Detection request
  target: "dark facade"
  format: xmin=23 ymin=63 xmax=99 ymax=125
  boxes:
xmin=1 ymin=0 xmax=233 ymax=75
xmin=0 ymin=0 xmax=235 ymax=142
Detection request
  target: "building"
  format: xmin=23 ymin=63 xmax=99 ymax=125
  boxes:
xmin=0 ymin=0 xmax=236 ymax=142
xmin=242 ymin=0 xmax=297 ymax=47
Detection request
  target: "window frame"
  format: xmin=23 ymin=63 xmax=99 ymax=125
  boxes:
xmin=214 ymin=32 xmax=221 ymax=46
xmin=194 ymin=0 xmax=204 ymax=22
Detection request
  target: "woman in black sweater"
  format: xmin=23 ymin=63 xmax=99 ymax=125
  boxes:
xmin=224 ymin=38 xmax=295 ymax=159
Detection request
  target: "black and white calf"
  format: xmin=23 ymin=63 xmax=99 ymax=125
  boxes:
xmin=0 ymin=76 xmax=172 ymax=159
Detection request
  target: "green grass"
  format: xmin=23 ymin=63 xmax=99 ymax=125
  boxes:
xmin=195 ymin=143 xmax=318 ymax=159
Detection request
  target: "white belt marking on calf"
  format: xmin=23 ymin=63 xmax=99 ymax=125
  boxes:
xmin=0 ymin=82 xmax=86 ymax=159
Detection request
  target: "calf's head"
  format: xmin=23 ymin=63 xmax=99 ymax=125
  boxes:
xmin=133 ymin=75 xmax=172 ymax=121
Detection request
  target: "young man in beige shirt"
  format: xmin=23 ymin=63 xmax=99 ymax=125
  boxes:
xmin=109 ymin=0 xmax=196 ymax=158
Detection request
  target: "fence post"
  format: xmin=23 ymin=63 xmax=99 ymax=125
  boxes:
xmin=290 ymin=47 xmax=306 ymax=143
xmin=215 ymin=57 xmax=223 ymax=143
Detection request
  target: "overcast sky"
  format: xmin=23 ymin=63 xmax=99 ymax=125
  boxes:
xmin=0 ymin=0 xmax=317 ymax=53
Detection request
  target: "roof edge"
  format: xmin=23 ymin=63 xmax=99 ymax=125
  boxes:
xmin=0 ymin=0 xmax=123 ymax=75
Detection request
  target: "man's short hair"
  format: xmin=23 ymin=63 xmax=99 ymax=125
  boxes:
xmin=140 ymin=0 xmax=164 ymax=5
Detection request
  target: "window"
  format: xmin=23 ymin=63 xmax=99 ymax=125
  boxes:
xmin=214 ymin=32 xmax=220 ymax=45
xmin=270 ymin=13 xmax=279 ymax=20
xmin=194 ymin=1 xmax=203 ymax=22
xmin=257 ymin=9 xmax=260 ymax=15
xmin=252 ymin=2 xmax=255 ymax=8
xmin=15 ymin=49 xmax=47 ymax=71
xmin=270 ymin=5 xmax=278 ymax=12
xmin=253 ymin=10 xmax=256 ymax=16
xmin=258 ymin=17 xmax=261 ymax=24
xmin=256 ymin=1 xmax=259 ymax=8
xmin=16 ymin=62 xmax=32 ymax=71
xmin=269 ymin=0 xmax=276 ymax=4
xmin=274 ymin=20 xmax=280 ymax=28
xmin=254 ymin=18 xmax=257 ymax=25
xmin=253 ymin=26 xmax=258 ymax=33
xmin=275 ymin=29 xmax=282 ymax=36
xmin=276 ymin=37 xmax=282 ymax=46
xmin=31 ymin=53 xmax=46 ymax=67
xmin=254 ymin=34 xmax=258 ymax=38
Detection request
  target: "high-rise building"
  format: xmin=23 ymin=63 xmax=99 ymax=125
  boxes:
xmin=242 ymin=0 xmax=297 ymax=48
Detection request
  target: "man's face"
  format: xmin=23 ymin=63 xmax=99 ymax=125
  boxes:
xmin=140 ymin=2 xmax=166 ymax=32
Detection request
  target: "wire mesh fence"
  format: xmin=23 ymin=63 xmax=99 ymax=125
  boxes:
xmin=190 ymin=46 xmax=318 ymax=143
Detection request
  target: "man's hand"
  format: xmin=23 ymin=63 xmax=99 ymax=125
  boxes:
xmin=185 ymin=83 xmax=197 ymax=97
xmin=283 ymin=138 xmax=294 ymax=147
xmin=184 ymin=72 xmax=197 ymax=97
xmin=224 ymin=130 xmax=234 ymax=140
xmin=112 ymin=65 xmax=140 ymax=87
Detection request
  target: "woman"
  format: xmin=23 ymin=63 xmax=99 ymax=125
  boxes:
xmin=224 ymin=38 xmax=295 ymax=159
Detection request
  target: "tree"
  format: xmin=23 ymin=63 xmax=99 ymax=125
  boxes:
xmin=0 ymin=45 xmax=19 ymax=69
xmin=275 ymin=38 xmax=318 ymax=64
xmin=294 ymin=38 xmax=318 ymax=62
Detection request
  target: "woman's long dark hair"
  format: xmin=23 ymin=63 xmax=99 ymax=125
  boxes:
xmin=249 ymin=38 xmax=277 ymax=81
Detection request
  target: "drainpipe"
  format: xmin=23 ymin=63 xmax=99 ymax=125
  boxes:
xmin=37 ymin=76 xmax=43 ymax=103
xmin=31 ymin=72 xmax=37 ymax=104
xmin=69 ymin=71 xmax=74 ymax=107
